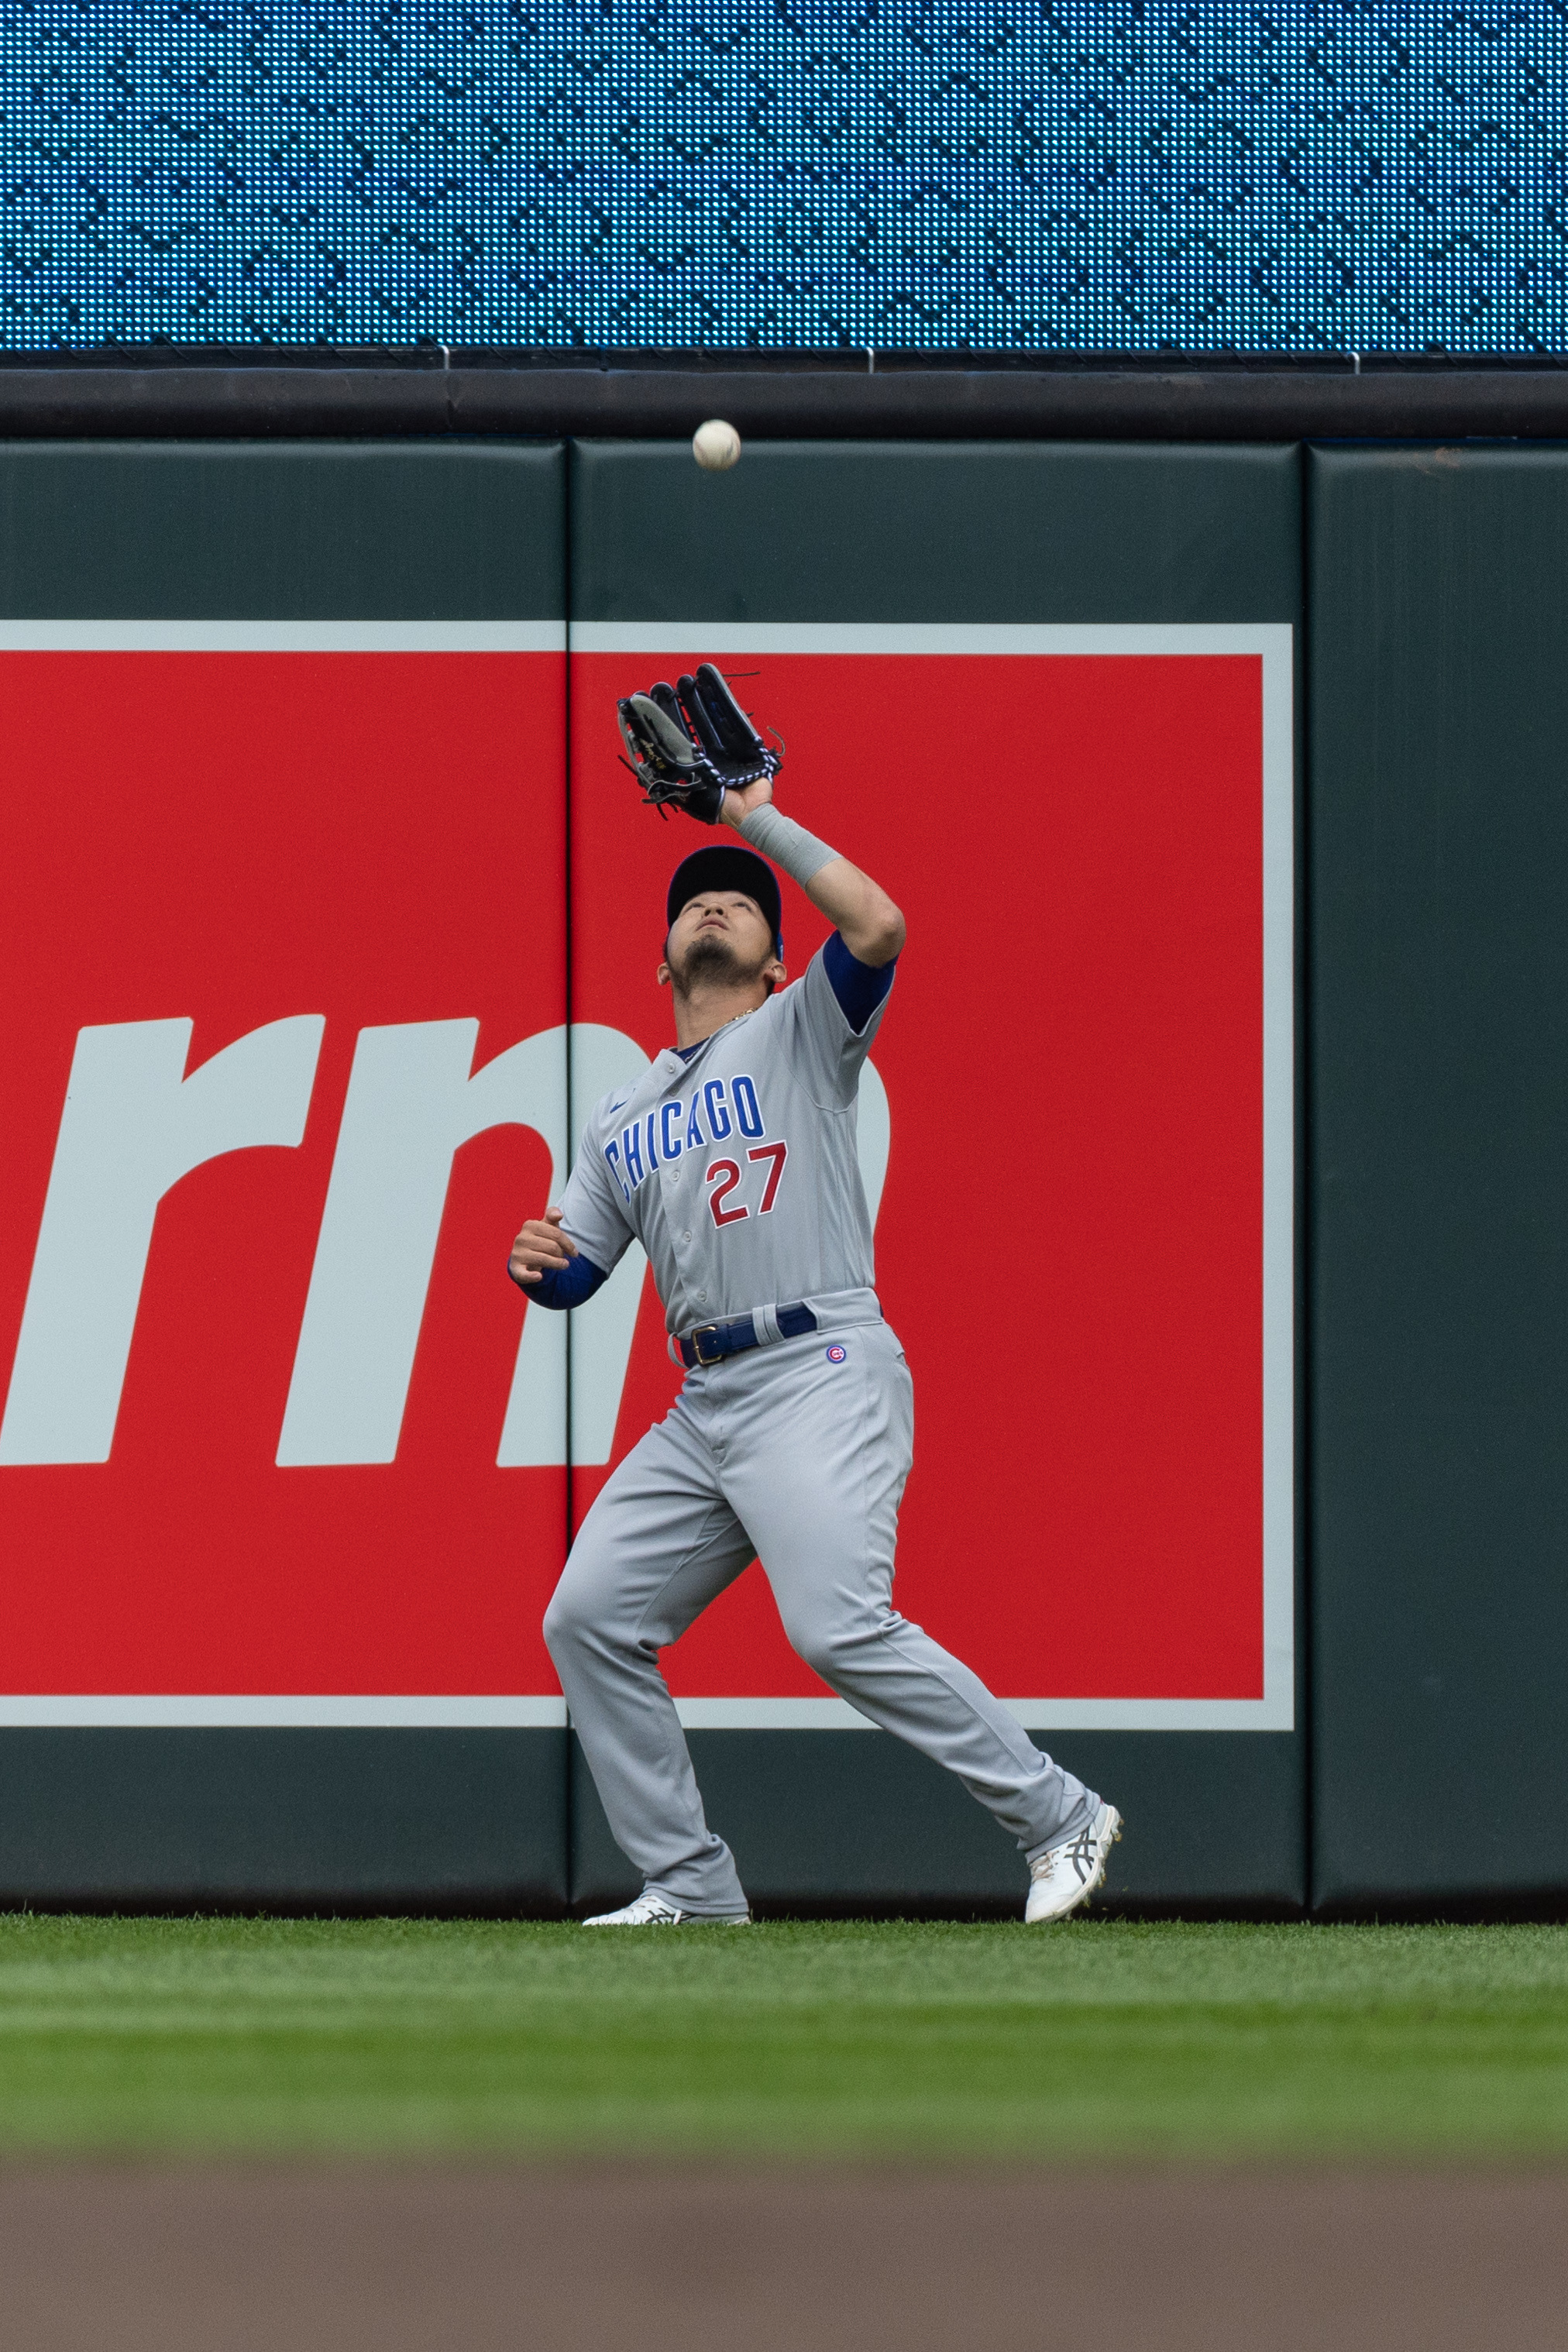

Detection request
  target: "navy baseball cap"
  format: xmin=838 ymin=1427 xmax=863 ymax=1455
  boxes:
xmin=666 ymin=846 xmax=782 ymax=956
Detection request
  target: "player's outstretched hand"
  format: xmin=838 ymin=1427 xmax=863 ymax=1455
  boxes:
xmin=508 ymin=1205 xmax=578 ymax=1288
xmin=719 ymin=772 xmax=775 ymax=827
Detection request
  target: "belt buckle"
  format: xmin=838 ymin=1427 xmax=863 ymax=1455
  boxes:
xmin=690 ymin=1323 xmax=725 ymax=1367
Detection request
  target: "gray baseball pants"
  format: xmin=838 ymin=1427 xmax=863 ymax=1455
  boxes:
xmin=544 ymin=1319 xmax=1098 ymax=1917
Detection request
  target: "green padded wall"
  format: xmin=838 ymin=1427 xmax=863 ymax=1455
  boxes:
xmin=0 ymin=437 xmax=1318 ymax=1917
xmin=0 ymin=441 xmax=561 ymax=620
xmin=1310 ymin=445 xmax=1568 ymax=1913
xmin=0 ymin=1731 xmax=566 ymax=1914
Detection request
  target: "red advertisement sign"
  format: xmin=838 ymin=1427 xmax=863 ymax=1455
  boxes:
xmin=0 ymin=621 xmax=1291 ymax=1731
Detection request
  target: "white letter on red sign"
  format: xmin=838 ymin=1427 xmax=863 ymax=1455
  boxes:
xmin=277 ymin=1020 xmax=569 ymax=1467
xmin=555 ymin=1023 xmax=654 ymax=1468
xmin=0 ymin=1016 xmax=326 ymax=1465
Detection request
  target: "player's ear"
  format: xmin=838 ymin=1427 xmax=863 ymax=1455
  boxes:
xmin=657 ymin=959 xmax=672 ymax=989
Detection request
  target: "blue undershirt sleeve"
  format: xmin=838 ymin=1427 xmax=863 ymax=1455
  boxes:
xmin=822 ymin=928 xmax=897 ymax=1036
xmin=518 ymin=1251 xmax=608 ymax=1310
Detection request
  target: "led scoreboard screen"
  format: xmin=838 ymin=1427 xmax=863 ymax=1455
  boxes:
xmin=0 ymin=5 xmax=1559 ymax=354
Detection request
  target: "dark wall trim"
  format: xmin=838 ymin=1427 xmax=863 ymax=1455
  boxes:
xmin=2 ymin=362 xmax=1568 ymax=441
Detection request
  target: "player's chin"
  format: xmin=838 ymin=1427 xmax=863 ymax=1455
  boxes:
xmin=682 ymin=934 xmax=762 ymax=983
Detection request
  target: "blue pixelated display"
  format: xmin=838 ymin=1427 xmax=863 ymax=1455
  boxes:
xmin=1 ymin=2 xmax=1563 ymax=352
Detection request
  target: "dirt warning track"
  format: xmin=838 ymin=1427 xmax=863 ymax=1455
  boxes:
xmin=4 ymin=2164 xmax=1566 ymax=2350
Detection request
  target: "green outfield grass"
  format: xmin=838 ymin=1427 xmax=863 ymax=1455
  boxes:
xmin=0 ymin=1915 xmax=1564 ymax=2161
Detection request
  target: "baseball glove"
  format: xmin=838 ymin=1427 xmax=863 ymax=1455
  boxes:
xmin=617 ymin=664 xmax=782 ymax=823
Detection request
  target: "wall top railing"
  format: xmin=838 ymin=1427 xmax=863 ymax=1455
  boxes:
xmin=0 ymin=348 xmax=1566 ymax=440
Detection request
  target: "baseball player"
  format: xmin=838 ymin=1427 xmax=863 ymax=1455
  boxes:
xmin=508 ymin=666 xmax=1120 ymax=1924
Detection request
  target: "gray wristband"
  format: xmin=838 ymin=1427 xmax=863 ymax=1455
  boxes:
xmin=738 ymin=803 xmax=840 ymax=888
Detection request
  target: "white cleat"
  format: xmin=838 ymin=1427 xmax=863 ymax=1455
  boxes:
xmin=1025 ymin=1803 xmax=1123 ymax=1924
xmin=580 ymin=1893 xmax=751 ymax=1927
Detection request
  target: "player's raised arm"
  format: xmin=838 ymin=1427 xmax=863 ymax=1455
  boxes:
xmin=720 ymin=775 xmax=906 ymax=968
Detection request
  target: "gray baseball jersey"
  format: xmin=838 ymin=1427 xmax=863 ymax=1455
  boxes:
xmin=558 ymin=945 xmax=889 ymax=1334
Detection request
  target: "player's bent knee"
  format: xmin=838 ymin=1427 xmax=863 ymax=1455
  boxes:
xmin=782 ymin=1617 xmax=874 ymax=1687
xmin=542 ymin=1583 xmax=590 ymax=1660
xmin=544 ymin=1566 xmax=636 ymax=1668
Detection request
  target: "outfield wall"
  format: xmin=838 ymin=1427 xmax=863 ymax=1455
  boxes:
xmin=0 ymin=431 xmax=1556 ymax=1915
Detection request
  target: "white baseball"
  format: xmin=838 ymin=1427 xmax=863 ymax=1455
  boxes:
xmin=693 ymin=418 xmax=741 ymax=471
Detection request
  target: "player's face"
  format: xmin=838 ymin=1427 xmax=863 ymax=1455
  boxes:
xmin=660 ymin=890 xmax=782 ymax=992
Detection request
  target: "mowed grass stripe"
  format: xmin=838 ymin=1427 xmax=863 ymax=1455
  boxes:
xmin=0 ymin=1918 xmax=1564 ymax=2159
